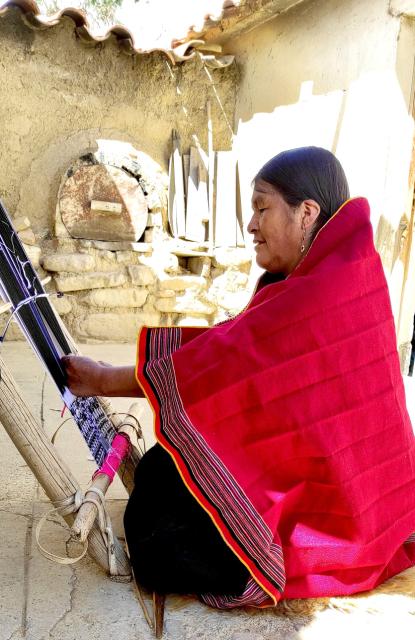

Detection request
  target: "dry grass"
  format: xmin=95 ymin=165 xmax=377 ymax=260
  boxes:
xmin=274 ymin=566 xmax=415 ymax=619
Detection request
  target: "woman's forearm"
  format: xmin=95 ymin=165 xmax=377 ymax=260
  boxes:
xmin=61 ymin=355 xmax=145 ymax=398
xmin=100 ymin=365 xmax=144 ymax=397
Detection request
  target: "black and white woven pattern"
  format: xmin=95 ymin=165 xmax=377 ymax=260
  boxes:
xmin=0 ymin=199 xmax=116 ymax=464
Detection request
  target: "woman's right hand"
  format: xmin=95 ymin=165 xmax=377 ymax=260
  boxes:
xmin=61 ymin=355 xmax=107 ymax=397
xmin=61 ymin=355 xmax=143 ymax=398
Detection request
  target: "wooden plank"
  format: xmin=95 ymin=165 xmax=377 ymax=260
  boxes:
xmin=172 ymin=131 xmax=186 ymax=238
xmin=207 ymin=100 xmax=215 ymax=252
xmin=172 ymin=249 xmax=213 ymax=257
xmin=198 ymin=154 xmax=209 ymax=224
xmin=236 ymin=161 xmax=245 ymax=247
xmin=168 ymin=153 xmax=177 ymax=237
xmin=183 ymin=153 xmax=190 ymax=200
xmin=185 ymin=147 xmax=208 ymax=242
xmin=215 ymin=151 xmax=237 ymax=247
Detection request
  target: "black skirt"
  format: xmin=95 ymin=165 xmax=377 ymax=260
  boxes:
xmin=124 ymin=444 xmax=249 ymax=596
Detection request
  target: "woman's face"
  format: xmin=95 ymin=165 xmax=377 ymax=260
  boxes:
xmin=248 ymin=179 xmax=304 ymax=275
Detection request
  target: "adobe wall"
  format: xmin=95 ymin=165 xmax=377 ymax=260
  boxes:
xmin=0 ymin=9 xmax=251 ymax=341
xmin=226 ymin=0 xmax=415 ymax=367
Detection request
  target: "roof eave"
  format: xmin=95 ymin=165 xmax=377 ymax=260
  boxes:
xmin=174 ymin=0 xmax=308 ymax=48
xmin=389 ymin=0 xmax=415 ymax=17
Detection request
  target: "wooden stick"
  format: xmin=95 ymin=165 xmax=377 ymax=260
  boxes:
xmin=71 ymin=403 xmax=143 ymax=542
xmin=133 ymin=577 xmax=154 ymax=631
xmin=153 ymin=593 xmax=166 ymax=639
xmin=0 ymin=354 xmax=130 ymax=577
xmin=215 ymin=151 xmax=237 ymax=247
xmin=71 ymin=473 xmax=112 ymax=542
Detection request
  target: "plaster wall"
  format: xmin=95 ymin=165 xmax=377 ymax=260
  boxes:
xmin=0 ymin=10 xmax=245 ymax=342
xmin=226 ymin=0 xmax=415 ymax=360
xmin=0 ymin=9 xmax=237 ymax=237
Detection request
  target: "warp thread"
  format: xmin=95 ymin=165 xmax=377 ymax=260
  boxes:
xmin=0 ymin=199 xmax=116 ymax=465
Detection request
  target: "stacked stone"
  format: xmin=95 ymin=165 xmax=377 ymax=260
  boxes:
xmin=13 ymin=215 xmax=42 ymax=271
xmin=39 ymin=233 xmax=253 ymax=342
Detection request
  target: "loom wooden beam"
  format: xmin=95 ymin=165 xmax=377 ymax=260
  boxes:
xmin=72 ymin=403 xmax=143 ymax=542
xmin=0 ymin=354 xmax=131 ymax=578
xmin=97 ymin=396 xmax=141 ymax=494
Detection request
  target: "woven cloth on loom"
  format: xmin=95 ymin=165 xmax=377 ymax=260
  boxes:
xmin=136 ymin=197 xmax=415 ymax=608
xmin=0 ymin=200 xmax=115 ymax=465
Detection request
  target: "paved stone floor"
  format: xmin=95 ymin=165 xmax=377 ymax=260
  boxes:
xmin=0 ymin=341 xmax=415 ymax=640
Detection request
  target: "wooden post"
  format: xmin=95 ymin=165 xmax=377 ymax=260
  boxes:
xmin=0 ymin=354 xmax=131 ymax=578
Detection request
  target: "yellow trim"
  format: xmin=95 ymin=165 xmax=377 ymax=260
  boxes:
xmin=135 ymin=327 xmax=156 ymax=425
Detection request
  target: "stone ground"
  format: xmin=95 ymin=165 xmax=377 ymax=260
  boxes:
xmin=1 ymin=341 xmax=415 ymax=640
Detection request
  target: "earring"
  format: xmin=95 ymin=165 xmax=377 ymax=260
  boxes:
xmin=300 ymin=227 xmax=306 ymax=253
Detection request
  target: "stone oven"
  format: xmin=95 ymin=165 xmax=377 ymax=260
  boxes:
xmin=38 ymin=140 xmax=252 ymax=343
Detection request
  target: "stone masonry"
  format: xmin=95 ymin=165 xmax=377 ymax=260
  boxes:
xmin=39 ymin=228 xmax=253 ymax=343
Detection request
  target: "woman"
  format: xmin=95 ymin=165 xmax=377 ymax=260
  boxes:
xmin=63 ymin=147 xmax=415 ymax=608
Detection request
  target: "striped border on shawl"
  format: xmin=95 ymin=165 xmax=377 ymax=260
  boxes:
xmin=136 ymin=326 xmax=285 ymax=608
xmin=202 ymin=577 xmax=269 ymax=608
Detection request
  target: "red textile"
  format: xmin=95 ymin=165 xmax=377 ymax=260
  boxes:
xmin=136 ymin=197 xmax=415 ymax=608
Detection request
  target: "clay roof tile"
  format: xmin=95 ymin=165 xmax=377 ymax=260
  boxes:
xmin=0 ymin=0 xmax=240 ymax=63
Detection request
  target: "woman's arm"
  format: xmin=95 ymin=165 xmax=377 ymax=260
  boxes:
xmin=61 ymin=355 xmax=144 ymax=398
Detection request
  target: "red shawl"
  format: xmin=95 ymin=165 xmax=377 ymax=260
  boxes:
xmin=136 ymin=198 xmax=415 ymax=608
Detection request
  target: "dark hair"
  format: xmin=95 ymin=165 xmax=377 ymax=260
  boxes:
xmin=255 ymin=147 xmax=350 ymax=241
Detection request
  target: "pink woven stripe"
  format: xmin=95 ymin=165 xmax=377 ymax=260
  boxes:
xmin=96 ymin=433 xmax=130 ymax=481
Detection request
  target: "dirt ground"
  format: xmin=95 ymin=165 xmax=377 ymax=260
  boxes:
xmin=1 ymin=341 xmax=415 ymax=640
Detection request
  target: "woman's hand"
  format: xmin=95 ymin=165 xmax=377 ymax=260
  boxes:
xmin=61 ymin=355 xmax=144 ymax=398
xmin=62 ymin=355 xmax=106 ymax=397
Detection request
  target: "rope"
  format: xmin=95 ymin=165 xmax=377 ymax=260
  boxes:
xmin=35 ymin=489 xmax=120 ymax=576
xmin=0 ymin=291 xmax=61 ymax=343
xmin=35 ymin=491 xmax=88 ymax=566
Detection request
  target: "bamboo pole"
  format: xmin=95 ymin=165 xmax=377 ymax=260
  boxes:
xmin=0 ymin=354 xmax=130 ymax=578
